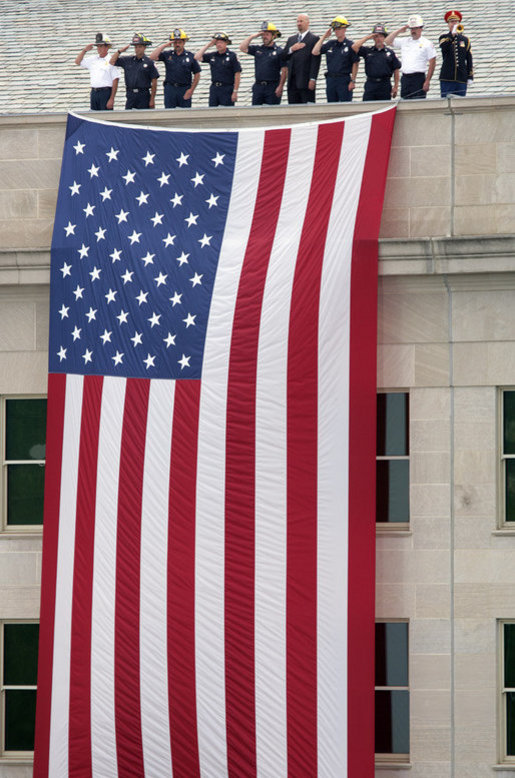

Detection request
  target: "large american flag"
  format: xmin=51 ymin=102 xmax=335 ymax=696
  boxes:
xmin=34 ymin=107 xmax=395 ymax=778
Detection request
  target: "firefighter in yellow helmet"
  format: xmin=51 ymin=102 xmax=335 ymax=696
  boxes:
xmin=312 ymin=16 xmax=359 ymax=102
xmin=149 ymin=29 xmax=201 ymax=108
xmin=239 ymin=22 xmax=288 ymax=105
xmin=110 ymin=34 xmax=160 ymax=109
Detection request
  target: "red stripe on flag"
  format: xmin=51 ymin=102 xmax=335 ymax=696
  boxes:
xmin=168 ymin=380 xmax=201 ymax=778
xmin=34 ymin=373 xmax=67 ymax=778
xmin=69 ymin=376 xmax=103 ymax=777
xmin=225 ymin=128 xmax=291 ymax=778
xmin=287 ymin=121 xmax=345 ymax=777
xmin=114 ymin=378 xmax=149 ymax=778
xmin=347 ymin=108 xmax=396 ymax=777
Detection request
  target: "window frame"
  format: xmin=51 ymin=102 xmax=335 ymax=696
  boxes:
xmin=375 ymin=618 xmax=410 ymax=766
xmin=1 ymin=395 xmax=46 ymax=534
xmin=376 ymin=390 xmax=410 ymax=533
xmin=0 ymin=620 xmax=38 ymax=760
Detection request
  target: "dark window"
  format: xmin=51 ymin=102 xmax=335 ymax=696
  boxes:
xmin=375 ymin=621 xmax=409 ymax=758
xmin=376 ymin=393 xmax=409 ymax=524
xmin=4 ymin=398 xmax=46 ymax=527
xmin=2 ymin=622 xmax=39 ymax=752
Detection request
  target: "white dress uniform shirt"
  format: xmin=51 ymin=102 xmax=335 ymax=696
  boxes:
xmin=392 ymin=35 xmax=436 ymax=74
xmin=80 ymin=55 xmax=122 ymax=87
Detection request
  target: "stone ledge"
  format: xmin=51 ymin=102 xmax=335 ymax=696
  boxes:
xmin=3 ymin=235 xmax=515 ymax=285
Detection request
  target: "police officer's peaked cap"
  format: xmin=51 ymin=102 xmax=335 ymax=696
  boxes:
xmin=94 ymin=32 xmax=112 ymax=46
xmin=444 ymin=9 xmax=463 ymax=22
xmin=372 ymin=23 xmax=388 ymax=35
xmin=131 ymin=33 xmax=152 ymax=46
xmin=213 ymin=31 xmax=232 ymax=44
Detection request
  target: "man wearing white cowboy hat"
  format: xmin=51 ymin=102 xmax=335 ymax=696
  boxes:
xmin=75 ymin=33 xmax=121 ymax=111
xmin=385 ymin=16 xmax=436 ymax=99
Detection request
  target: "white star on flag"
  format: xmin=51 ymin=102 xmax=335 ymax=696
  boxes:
xmin=73 ymin=140 xmax=85 ymax=154
xmin=142 ymin=151 xmax=155 ymax=166
xmin=148 ymin=312 xmax=161 ymax=328
xmin=176 ymin=152 xmax=189 ymax=167
xmin=185 ymin=212 xmax=199 ymax=227
xmin=69 ymin=181 xmax=81 ymax=195
xmin=88 ymin=163 xmax=100 ymax=178
xmin=106 ymin=147 xmax=119 ymax=161
xmin=123 ymin=170 xmax=136 ymax=185
xmin=211 ymin=151 xmax=224 ymax=166
xmin=162 ymin=233 xmax=176 ymax=247
xmin=64 ymin=221 xmax=76 ymax=236
xmin=191 ymin=172 xmax=205 ymax=187
xmin=115 ymin=209 xmax=129 ymax=223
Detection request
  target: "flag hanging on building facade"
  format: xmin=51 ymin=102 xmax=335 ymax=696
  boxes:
xmin=34 ymin=106 xmax=395 ymax=778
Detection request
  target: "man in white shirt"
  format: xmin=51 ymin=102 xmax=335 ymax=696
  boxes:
xmin=385 ymin=16 xmax=436 ymax=99
xmin=75 ymin=33 xmax=121 ymax=110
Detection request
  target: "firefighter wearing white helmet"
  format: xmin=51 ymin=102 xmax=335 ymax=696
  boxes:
xmin=195 ymin=33 xmax=241 ymax=106
xmin=75 ymin=33 xmax=121 ymax=111
xmin=110 ymin=34 xmax=160 ymax=109
xmin=312 ymin=16 xmax=359 ymax=102
xmin=149 ymin=29 xmax=201 ymax=109
xmin=384 ymin=15 xmax=436 ymax=99
xmin=239 ymin=22 xmax=288 ymax=105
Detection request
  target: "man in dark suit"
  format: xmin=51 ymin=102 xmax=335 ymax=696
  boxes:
xmin=282 ymin=13 xmax=320 ymax=103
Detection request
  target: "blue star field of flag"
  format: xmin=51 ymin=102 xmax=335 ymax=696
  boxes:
xmin=49 ymin=114 xmax=238 ymax=379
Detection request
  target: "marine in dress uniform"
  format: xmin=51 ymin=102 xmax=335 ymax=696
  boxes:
xmin=352 ymin=24 xmax=401 ymax=101
xmin=385 ymin=16 xmax=436 ymax=99
xmin=110 ymin=33 xmax=160 ymax=109
xmin=282 ymin=13 xmax=320 ymax=104
xmin=75 ymin=33 xmax=120 ymax=111
xmin=439 ymin=10 xmax=473 ymax=97
xmin=312 ymin=16 xmax=359 ymax=103
xmin=149 ymin=29 xmax=201 ymax=108
xmin=239 ymin=22 xmax=287 ymax=105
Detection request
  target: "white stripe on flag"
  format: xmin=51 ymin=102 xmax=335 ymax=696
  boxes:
xmin=254 ymin=123 xmax=318 ymax=778
xmin=195 ymin=129 xmax=265 ymax=777
xmin=317 ymin=113 xmax=373 ymax=776
xmin=91 ymin=377 xmax=126 ymax=778
xmin=48 ymin=374 xmax=83 ymax=778
xmin=140 ymin=380 xmax=175 ymax=778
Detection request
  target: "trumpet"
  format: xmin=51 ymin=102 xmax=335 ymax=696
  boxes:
xmin=456 ymin=23 xmax=464 ymax=32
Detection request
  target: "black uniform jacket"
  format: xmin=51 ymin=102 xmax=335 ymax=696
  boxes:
xmin=282 ymin=30 xmax=320 ymax=88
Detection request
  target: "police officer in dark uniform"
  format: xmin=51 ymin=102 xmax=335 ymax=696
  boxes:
xmin=110 ymin=34 xmax=159 ymax=109
xmin=149 ymin=29 xmax=201 ymax=108
xmin=239 ymin=22 xmax=287 ymax=105
xmin=352 ymin=24 xmax=401 ymax=101
xmin=439 ymin=10 xmax=473 ymax=97
xmin=312 ymin=16 xmax=359 ymax=102
xmin=195 ymin=32 xmax=241 ymax=106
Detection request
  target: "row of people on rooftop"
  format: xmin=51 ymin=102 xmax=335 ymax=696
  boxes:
xmin=75 ymin=10 xmax=473 ymax=111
